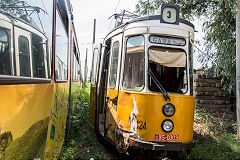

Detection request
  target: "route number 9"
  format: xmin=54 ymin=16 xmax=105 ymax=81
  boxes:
xmin=162 ymin=7 xmax=177 ymax=23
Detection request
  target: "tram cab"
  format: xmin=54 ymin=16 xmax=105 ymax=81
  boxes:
xmin=90 ymin=4 xmax=195 ymax=155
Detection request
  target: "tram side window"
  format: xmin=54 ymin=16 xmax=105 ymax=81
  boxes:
xmin=55 ymin=9 xmax=68 ymax=81
xmin=32 ymin=33 xmax=46 ymax=78
xmin=0 ymin=28 xmax=11 ymax=75
xmin=91 ymin=49 xmax=99 ymax=84
xmin=109 ymin=41 xmax=119 ymax=89
xmin=123 ymin=36 xmax=145 ymax=91
xmin=76 ymin=59 xmax=80 ymax=81
xmin=46 ymin=41 xmax=51 ymax=78
xmin=148 ymin=47 xmax=187 ymax=93
xmin=72 ymin=41 xmax=80 ymax=81
xmin=19 ymin=36 xmax=31 ymax=77
xmin=73 ymin=55 xmax=78 ymax=81
xmin=72 ymin=53 xmax=76 ymax=80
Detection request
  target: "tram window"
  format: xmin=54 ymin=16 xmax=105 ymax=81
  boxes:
xmin=72 ymin=54 xmax=76 ymax=80
xmin=123 ymin=36 xmax=145 ymax=91
xmin=46 ymin=41 xmax=51 ymax=78
xmin=109 ymin=41 xmax=119 ymax=89
xmin=32 ymin=33 xmax=46 ymax=78
xmin=19 ymin=36 xmax=31 ymax=77
xmin=72 ymin=54 xmax=77 ymax=81
xmin=55 ymin=9 xmax=68 ymax=81
xmin=72 ymin=41 xmax=79 ymax=81
xmin=91 ymin=49 xmax=99 ymax=84
xmin=148 ymin=47 xmax=187 ymax=93
xmin=74 ymin=58 xmax=77 ymax=81
xmin=77 ymin=60 xmax=80 ymax=81
xmin=0 ymin=28 xmax=11 ymax=75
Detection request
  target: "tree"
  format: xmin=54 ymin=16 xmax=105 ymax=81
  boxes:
xmin=136 ymin=0 xmax=237 ymax=93
xmin=236 ymin=0 xmax=240 ymax=139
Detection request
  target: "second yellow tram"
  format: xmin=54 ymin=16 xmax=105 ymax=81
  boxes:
xmin=90 ymin=4 xmax=195 ymax=156
xmin=0 ymin=0 xmax=82 ymax=159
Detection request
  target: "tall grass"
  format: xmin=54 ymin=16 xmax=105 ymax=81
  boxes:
xmin=61 ymin=82 xmax=112 ymax=160
xmin=190 ymin=106 xmax=240 ymax=159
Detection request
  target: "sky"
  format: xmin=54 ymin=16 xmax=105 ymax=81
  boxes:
xmin=71 ymin=0 xmax=138 ymax=78
xmin=70 ymin=0 xmax=203 ymax=80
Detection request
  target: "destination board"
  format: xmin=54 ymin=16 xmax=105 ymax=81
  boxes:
xmin=149 ymin=35 xmax=186 ymax=46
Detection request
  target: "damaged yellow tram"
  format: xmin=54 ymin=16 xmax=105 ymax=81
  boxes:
xmin=89 ymin=4 xmax=195 ymax=156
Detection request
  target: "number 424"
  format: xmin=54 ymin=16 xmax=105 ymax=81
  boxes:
xmin=137 ymin=120 xmax=146 ymax=130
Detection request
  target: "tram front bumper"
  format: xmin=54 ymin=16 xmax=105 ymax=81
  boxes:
xmin=129 ymin=137 xmax=195 ymax=151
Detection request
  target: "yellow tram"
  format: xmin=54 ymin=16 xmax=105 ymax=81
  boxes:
xmin=90 ymin=4 xmax=195 ymax=156
xmin=0 ymin=0 xmax=82 ymax=159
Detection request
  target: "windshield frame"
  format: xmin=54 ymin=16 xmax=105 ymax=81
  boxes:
xmin=147 ymin=45 xmax=189 ymax=94
xmin=122 ymin=34 xmax=145 ymax=91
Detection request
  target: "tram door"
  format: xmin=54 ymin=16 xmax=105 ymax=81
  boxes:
xmin=97 ymin=42 xmax=110 ymax=136
xmin=89 ymin=44 xmax=101 ymax=127
xmin=105 ymin=34 xmax=122 ymax=140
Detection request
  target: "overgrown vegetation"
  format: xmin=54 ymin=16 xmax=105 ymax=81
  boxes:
xmin=61 ymin=82 xmax=113 ymax=160
xmin=190 ymin=106 xmax=240 ymax=159
xmin=62 ymin=83 xmax=240 ymax=159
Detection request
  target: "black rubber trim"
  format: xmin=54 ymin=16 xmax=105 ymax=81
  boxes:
xmin=129 ymin=137 xmax=195 ymax=151
xmin=0 ymin=75 xmax=51 ymax=84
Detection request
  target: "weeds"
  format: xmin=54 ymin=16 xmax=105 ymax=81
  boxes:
xmin=62 ymin=83 xmax=240 ymax=159
xmin=61 ymin=82 xmax=113 ymax=160
xmin=190 ymin=106 xmax=240 ymax=159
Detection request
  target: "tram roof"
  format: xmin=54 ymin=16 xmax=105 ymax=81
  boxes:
xmin=105 ymin=15 xmax=194 ymax=40
xmin=0 ymin=9 xmax=47 ymax=39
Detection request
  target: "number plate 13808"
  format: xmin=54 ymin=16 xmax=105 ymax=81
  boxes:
xmin=154 ymin=134 xmax=179 ymax=141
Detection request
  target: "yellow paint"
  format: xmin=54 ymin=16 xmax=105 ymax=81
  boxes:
xmin=0 ymin=83 xmax=54 ymax=139
xmin=0 ymin=81 xmax=70 ymax=160
xmin=90 ymin=87 xmax=195 ymax=144
xmin=117 ymin=90 xmax=195 ymax=143
xmin=107 ymin=88 xmax=118 ymax=99
xmin=45 ymin=82 xmax=69 ymax=159
xmin=105 ymin=88 xmax=118 ymax=140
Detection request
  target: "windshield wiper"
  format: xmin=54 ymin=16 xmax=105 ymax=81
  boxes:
xmin=148 ymin=69 xmax=171 ymax=101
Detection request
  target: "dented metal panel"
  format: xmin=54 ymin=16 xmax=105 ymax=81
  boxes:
xmin=116 ymin=90 xmax=195 ymax=144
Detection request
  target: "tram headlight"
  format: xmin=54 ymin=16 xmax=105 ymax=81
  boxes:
xmin=162 ymin=103 xmax=175 ymax=117
xmin=161 ymin=119 xmax=174 ymax=132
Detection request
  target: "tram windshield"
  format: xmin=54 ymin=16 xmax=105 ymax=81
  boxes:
xmin=148 ymin=47 xmax=187 ymax=93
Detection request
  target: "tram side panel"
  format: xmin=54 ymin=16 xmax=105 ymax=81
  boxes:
xmin=0 ymin=0 xmax=73 ymax=159
xmin=45 ymin=83 xmax=69 ymax=159
xmin=0 ymin=84 xmax=54 ymax=160
xmin=0 ymin=2 xmax=55 ymax=159
xmin=45 ymin=4 xmax=71 ymax=159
